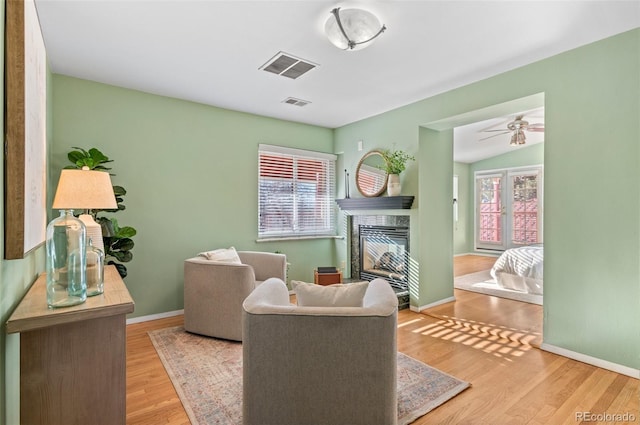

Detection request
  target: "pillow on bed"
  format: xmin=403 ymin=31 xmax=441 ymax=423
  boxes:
xmin=197 ymin=246 xmax=242 ymax=264
xmin=291 ymin=280 xmax=369 ymax=307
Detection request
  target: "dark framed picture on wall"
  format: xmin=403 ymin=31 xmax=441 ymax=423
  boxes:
xmin=4 ymin=0 xmax=47 ymax=259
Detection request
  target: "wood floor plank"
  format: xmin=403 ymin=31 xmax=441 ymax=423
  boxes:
xmin=542 ymin=368 xmax=618 ymax=425
xmin=125 ymin=256 xmax=639 ymax=425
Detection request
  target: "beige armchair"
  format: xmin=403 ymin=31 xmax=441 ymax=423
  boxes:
xmin=242 ymin=277 xmax=398 ymax=425
xmin=183 ymin=251 xmax=286 ymax=341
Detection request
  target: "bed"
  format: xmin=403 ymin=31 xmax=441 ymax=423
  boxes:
xmin=490 ymin=244 xmax=543 ymax=295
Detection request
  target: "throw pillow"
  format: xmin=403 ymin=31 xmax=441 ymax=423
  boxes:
xmin=291 ymin=280 xmax=369 ymax=307
xmin=197 ymin=246 xmax=242 ymax=264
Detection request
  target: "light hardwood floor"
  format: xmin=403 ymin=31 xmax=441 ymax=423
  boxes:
xmin=125 ymin=255 xmax=638 ymax=424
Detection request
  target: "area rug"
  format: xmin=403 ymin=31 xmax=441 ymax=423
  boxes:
xmin=149 ymin=326 xmax=469 ymax=425
xmin=454 ymin=269 xmax=543 ymax=305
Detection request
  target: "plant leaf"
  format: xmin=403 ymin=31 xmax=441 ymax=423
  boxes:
xmin=116 ymin=226 xmax=137 ymax=238
xmin=107 ymin=261 xmax=128 ymax=278
xmin=97 ymin=218 xmax=115 ymax=237
xmin=112 ymin=251 xmax=133 ymax=262
xmin=113 ymin=238 xmax=134 ymax=251
xmin=68 ymin=150 xmax=86 ymax=165
xmin=88 ymin=148 xmax=110 ymax=163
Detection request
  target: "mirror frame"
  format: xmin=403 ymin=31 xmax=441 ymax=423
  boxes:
xmin=355 ymin=150 xmax=389 ymax=197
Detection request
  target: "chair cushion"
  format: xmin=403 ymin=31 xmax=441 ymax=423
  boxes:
xmin=291 ymin=280 xmax=369 ymax=307
xmin=197 ymin=246 xmax=242 ymax=264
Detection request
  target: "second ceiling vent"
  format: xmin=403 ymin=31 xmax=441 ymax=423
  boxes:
xmin=260 ymin=52 xmax=318 ymax=79
xmin=282 ymin=97 xmax=311 ymax=107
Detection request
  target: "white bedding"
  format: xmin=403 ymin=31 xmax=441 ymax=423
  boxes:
xmin=490 ymin=245 xmax=543 ymax=295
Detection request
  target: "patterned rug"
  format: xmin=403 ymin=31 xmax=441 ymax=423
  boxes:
xmin=149 ymin=326 xmax=469 ymax=425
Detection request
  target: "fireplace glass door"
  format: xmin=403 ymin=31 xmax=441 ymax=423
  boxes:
xmin=359 ymin=225 xmax=409 ymax=291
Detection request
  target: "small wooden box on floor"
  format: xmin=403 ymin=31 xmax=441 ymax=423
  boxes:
xmin=314 ymin=270 xmax=343 ymax=286
xmin=6 ymin=265 xmax=135 ymax=425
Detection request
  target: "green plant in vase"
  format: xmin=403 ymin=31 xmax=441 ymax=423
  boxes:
xmin=380 ymin=148 xmax=415 ymax=196
xmin=65 ymin=147 xmax=137 ymax=278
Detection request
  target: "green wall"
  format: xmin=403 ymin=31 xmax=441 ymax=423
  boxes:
xmin=51 ymin=75 xmax=335 ymax=318
xmin=334 ymin=29 xmax=640 ymax=370
xmin=453 ymin=162 xmax=470 ymax=255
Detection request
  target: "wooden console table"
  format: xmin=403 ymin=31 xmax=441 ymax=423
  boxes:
xmin=6 ymin=265 xmax=135 ymax=425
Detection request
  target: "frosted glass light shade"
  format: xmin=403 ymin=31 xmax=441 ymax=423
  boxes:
xmin=52 ymin=168 xmax=118 ymax=210
xmin=325 ymin=8 xmax=386 ymax=51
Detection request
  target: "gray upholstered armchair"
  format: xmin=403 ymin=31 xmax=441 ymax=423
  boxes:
xmin=242 ymin=277 xmax=398 ymax=425
xmin=183 ymin=251 xmax=286 ymax=341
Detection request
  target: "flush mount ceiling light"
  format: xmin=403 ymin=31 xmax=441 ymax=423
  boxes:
xmin=324 ymin=7 xmax=386 ymax=51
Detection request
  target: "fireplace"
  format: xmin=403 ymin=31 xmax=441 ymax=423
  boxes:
xmin=349 ymin=215 xmax=411 ymax=309
xmin=359 ymin=225 xmax=409 ymax=293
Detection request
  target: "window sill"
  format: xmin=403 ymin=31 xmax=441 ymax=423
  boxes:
xmin=257 ymin=235 xmax=344 ymax=243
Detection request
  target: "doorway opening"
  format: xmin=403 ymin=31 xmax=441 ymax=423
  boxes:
xmin=450 ymin=102 xmax=544 ymax=331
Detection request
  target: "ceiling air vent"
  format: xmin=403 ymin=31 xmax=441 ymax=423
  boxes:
xmin=283 ymin=97 xmax=311 ymax=107
xmin=260 ymin=52 xmax=318 ymax=79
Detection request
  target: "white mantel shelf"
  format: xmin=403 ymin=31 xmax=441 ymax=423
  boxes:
xmin=336 ymin=196 xmax=414 ymax=210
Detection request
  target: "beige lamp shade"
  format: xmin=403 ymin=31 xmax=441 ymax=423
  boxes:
xmin=52 ymin=168 xmax=118 ymax=210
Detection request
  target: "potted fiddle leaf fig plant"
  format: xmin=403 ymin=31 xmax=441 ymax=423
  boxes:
xmin=65 ymin=147 xmax=137 ymax=278
xmin=380 ymin=148 xmax=415 ymax=196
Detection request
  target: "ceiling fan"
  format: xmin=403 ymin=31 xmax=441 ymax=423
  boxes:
xmin=480 ymin=115 xmax=545 ymax=146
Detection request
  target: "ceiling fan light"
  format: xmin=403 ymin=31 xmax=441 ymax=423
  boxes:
xmin=510 ymin=133 xmax=519 ymax=146
xmin=325 ymin=7 xmax=386 ymax=51
xmin=512 ymin=130 xmax=527 ymax=145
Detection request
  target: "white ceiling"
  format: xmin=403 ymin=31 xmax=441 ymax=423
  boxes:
xmin=35 ymin=1 xmax=639 ymax=160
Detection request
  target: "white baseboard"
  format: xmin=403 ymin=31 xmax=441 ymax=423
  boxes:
xmin=454 ymin=252 xmax=500 ymax=258
xmin=126 ymin=309 xmax=184 ymax=325
xmin=410 ymin=296 xmax=456 ymax=312
xmin=540 ymin=343 xmax=640 ymax=379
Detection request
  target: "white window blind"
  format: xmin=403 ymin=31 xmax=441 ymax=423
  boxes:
xmin=258 ymin=144 xmax=337 ymax=239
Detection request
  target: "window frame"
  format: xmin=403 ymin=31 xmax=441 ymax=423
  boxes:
xmin=474 ymin=165 xmax=543 ymax=251
xmin=258 ymin=144 xmax=337 ymax=241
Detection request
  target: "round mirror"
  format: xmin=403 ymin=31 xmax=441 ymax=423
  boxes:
xmin=356 ymin=150 xmax=389 ymax=197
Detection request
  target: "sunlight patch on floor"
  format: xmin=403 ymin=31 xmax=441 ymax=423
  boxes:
xmin=398 ymin=313 xmax=539 ymax=361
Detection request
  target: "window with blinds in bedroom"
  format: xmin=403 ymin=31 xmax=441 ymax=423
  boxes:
xmin=258 ymin=144 xmax=337 ymax=240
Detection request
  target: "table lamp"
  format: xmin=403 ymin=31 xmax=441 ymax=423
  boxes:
xmin=46 ymin=167 xmax=117 ymax=307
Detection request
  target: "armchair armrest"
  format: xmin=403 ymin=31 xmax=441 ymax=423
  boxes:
xmin=183 ymin=257 xmax=257 ymax=341
xmin=238 ymin=251 xmax=286 ymax=282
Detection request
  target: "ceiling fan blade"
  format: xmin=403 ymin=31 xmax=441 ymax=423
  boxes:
xmin=526 ymin=123 xmax=545 ymax=132
xmin=482 ymin=129 xmax=510 ymax=132
xmin=479 ymin=131 xmax=510 ymax=141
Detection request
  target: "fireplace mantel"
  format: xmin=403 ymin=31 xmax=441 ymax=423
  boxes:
xmin=336 ymin=196 xmax=414 ymax=210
